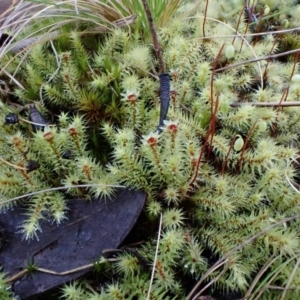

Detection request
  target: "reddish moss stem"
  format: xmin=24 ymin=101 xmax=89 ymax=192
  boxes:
xmin=221 ymin=135 xmax=237 ymax=175
xmin=189 ymin=45 xmax=224 ymax=186
xmin=238 ymin=121 xmax=258 ymax=172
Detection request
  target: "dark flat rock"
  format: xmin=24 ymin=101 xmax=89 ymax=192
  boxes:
xmin=0 ymin=188 xmax=145 ymax=299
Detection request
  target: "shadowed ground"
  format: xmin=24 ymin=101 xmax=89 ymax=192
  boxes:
xmin=0 ymin=0 xmax=13 ymax=11
xmin=0 ymin=0 xmax=14 ymax=17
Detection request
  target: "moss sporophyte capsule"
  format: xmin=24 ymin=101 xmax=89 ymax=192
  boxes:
xmin=234 ymin=135 xmax=244 ymax=152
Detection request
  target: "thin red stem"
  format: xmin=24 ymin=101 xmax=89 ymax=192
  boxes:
xmin=232 ymin=3 xmax=247 ymax=45
xmin=189 ymin=45 xmax=224 ymax=186
xmin=202 ymin=0 xmax=209 ymax=37
xmin=221 ymin=135 xmax=237 ymax=175
xmin=238 ymin=121 xmax=258 ymax=172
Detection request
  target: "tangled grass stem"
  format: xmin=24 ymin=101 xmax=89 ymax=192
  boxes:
xmin=187 ymin=214 xmax=300 ymax=300
xmin=6 ymin=258 xmax=120 ymax=283
xmin=0 ymin=184 xmax=125 ymax=205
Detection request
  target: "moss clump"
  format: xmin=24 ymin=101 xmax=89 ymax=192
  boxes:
xmin=1 ymin=0 xmax=300 ymax=299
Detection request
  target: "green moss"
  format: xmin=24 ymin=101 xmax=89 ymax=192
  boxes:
xmin=2 ymin=0 xmax=300 ymax=299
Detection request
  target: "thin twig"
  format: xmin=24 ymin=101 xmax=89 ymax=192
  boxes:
xmin=280 ymin=256 xmax=300 ymax=300
xmin=186 ymin=214 xmax=300 ymax=300
xmin=146 ymin=214 xmax=162 ymax=300
xmin=267 ymin=285 xmax=297 ymax=291
xmin=192 ymin=261 xmax=229 ymax=299
xmin=188 ymin=26 xmax=300 ymax=40
xmin=216 ymin=48 xmax=300 ymax=73
xmin=252 ymin=256 xmax=298 ymax=300
xmin=0 ymin=157 xmax=26 ymax=171
xmin=243 ymin=253 xmax=296 ymax=300
xmin=230 ymin=101 xmax=300 ymax=107
xmin=6 ymin=258 xmax=120 ymax=283
xmin=243 ymin=254 xmax=277 ymax=299
xmin=0 ymin=183 xmax=125 ymax=205
xmin=202 ymin=0 xmax=209 ymax=37
xmin=140 ymin=0 xmax=165 ymax=73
